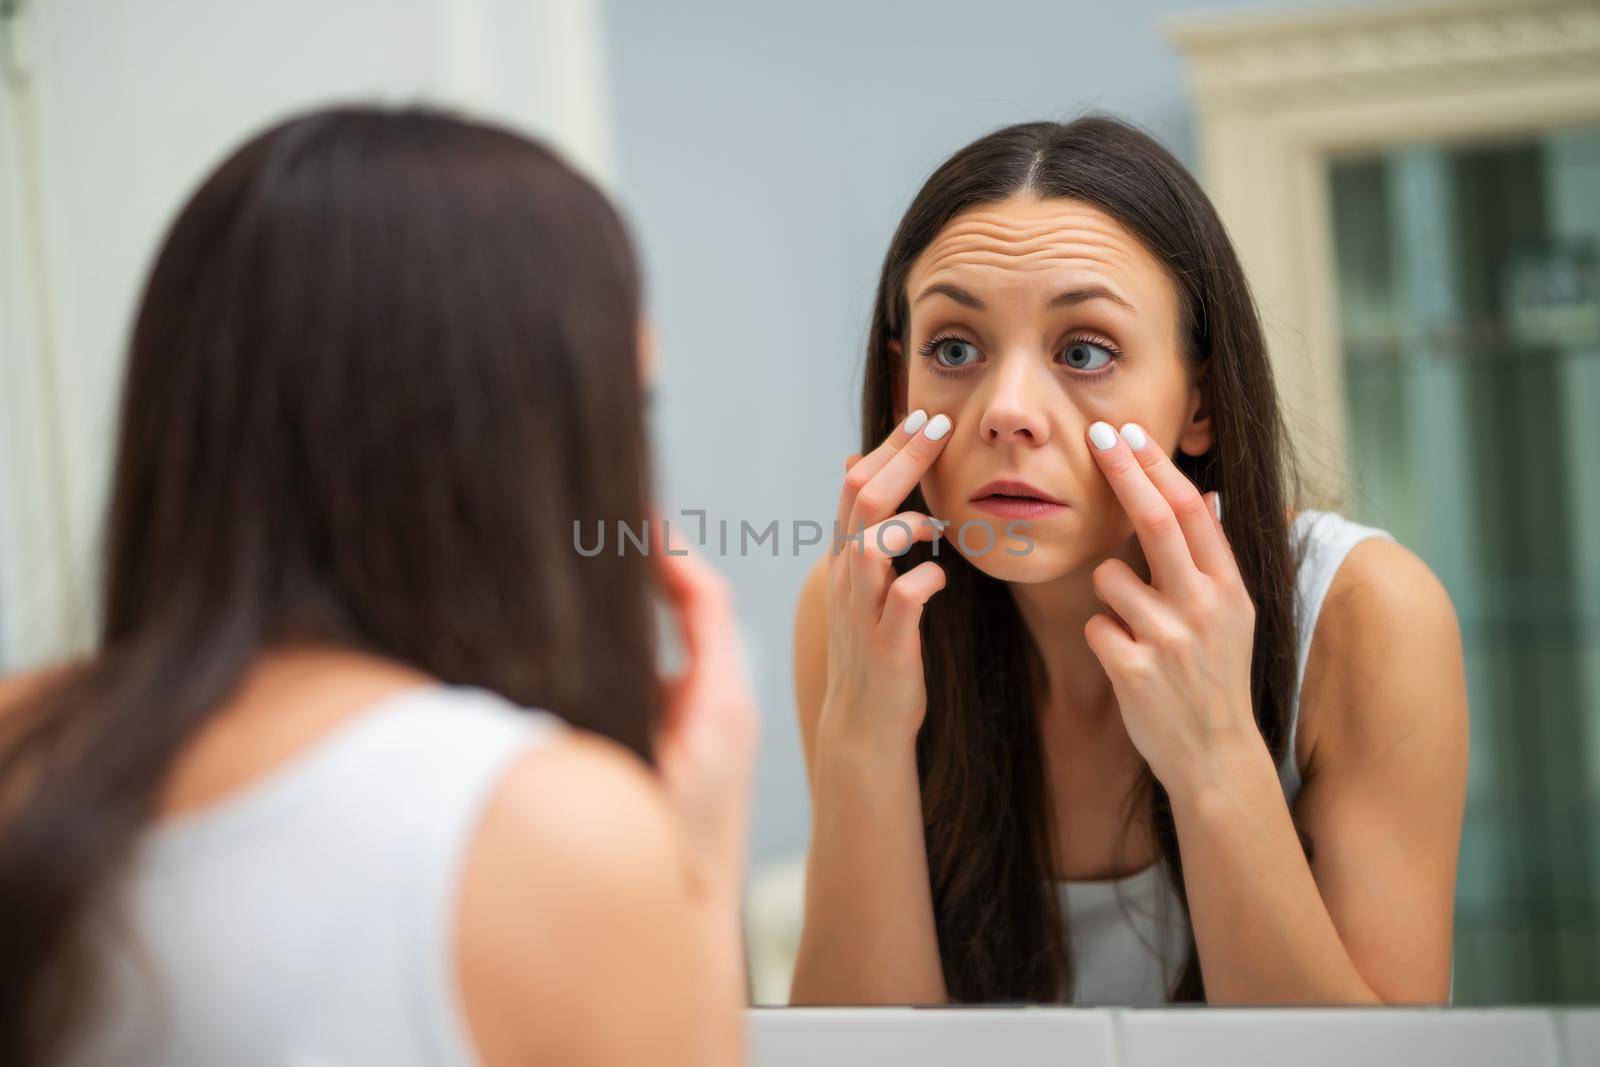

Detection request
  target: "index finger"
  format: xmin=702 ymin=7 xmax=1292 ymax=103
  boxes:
xmin=848 ymin=412 xmax=953 ymax=532
xmin=1088 ymin=421 xmax=1229 ymax=586
xmin=833 ymin=409 xmax=932 ymax=536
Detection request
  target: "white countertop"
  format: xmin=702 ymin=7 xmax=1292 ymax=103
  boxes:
xmin=747 ymin=1006 xmax=1600 ymax=1067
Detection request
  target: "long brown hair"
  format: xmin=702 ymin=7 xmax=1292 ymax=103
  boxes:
xmin=0 ymin=105 xmax=658 ymax=1061
xmin=862 ymin=115 xmax=1306 ymax=1002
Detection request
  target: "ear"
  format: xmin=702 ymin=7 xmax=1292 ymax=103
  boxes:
xmin=887 ymin=337 xmax=907 ymax=425
xmin=1176 ymin=365 xmax=1215 ymax=457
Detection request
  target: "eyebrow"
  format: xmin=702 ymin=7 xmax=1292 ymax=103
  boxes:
xmin=912 ymin=282 xmax=1136 ymax=314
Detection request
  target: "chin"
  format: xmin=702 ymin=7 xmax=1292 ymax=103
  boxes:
xmin=933 ymin=506 xmax=1085 ymax=584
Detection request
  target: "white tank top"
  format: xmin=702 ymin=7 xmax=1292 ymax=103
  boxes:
xmin=66 ymin=683 xmax=567 ymax=1067
xmin=1055 ymin=508 xmax=1397 ymax=1005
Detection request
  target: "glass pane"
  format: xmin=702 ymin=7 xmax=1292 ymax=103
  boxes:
xmin=1329 ymin=127 xmax=1600 ymax=1004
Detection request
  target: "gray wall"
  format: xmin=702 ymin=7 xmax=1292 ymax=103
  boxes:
xmin=599 ymin=0 xmax=1374 ymax=870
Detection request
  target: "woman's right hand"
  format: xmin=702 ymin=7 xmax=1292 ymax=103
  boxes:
xmin=653 ymin=522 xmax=760 ymax=912
xmin=820 ymin=410 xmax=955 ymax=749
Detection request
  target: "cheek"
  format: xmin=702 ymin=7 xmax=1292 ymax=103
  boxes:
xmin=905 ymin=362 xmax=969 ymax=413
xmin=918 ymin=444 xmax=956 ymax=516
xmin=907 ymin=375 xmax=969 ymax=516
xmin=1075 ymin=393 xmax=1125 ymax=423
xmin=1065 ymin=367 xmax=1149 ymax=423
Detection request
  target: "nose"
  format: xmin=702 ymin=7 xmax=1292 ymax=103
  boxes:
xmin=978 ymin=354 xmax=1051 ymax=446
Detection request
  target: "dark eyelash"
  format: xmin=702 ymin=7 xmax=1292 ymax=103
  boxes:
xmin=915 ymin=332 xmax=964 ymax=360
xmin=916 ymin=331 xmax=1127 ymax=379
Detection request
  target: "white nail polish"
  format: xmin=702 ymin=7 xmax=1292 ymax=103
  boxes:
xmin=924 ymin=413 xmax=952 ymax=441
xmin=1089 ymin=421 xmax=1117 ymax=451
xmin=1212 ymin=493 xmax=1223 ymax=522
xmin=1119 ymin=422 xmax=1147 ymax=450
xmin=902 ymin=409 xmax=928 ymax=435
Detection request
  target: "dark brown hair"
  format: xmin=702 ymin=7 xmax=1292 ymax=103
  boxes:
xmin=862 ymin=114 xmax=1305 ymax=1002
xmin=0 ymin=105 xmax=657 ymax=1061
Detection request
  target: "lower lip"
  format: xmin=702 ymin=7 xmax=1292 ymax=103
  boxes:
xmin=971 ymin=496 xmax=1068 ymax=519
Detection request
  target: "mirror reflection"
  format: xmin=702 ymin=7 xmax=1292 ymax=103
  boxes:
xmin=784 ymin=117 xmax=1465 ymax=1007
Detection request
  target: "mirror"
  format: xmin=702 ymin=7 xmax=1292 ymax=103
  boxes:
xmin=1 ymin=0 xmax=1595 ymax=1049
xmin=609 ymin=0 xmax=1600 ymax=1009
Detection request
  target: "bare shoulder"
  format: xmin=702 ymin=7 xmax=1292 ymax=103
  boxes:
xmin=456 ymin=729 xmax=737 ymax=1067
xmin=1322 ymin=536 xmax=1461 ymax=695
xmin=792 ymin=551 xmax=831 ymax=781
xmin=1300 ymin=535 xmax=1467 ymax=775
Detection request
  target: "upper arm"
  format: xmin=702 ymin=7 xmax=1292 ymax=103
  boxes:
xmin=793 ymin=552 xmax=831 ymax=791
xmin=1294 ymin=538 xmax=1469 ymax=1003
xmin=456 ymin=730 xmax=743 ymax=1067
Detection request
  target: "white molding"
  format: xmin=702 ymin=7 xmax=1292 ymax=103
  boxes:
xmin=1168 ymin=0 xmax=1600 ymax=111
xmin=1166 ymin=0 xmax=1600 ymax=506
xmin=0 ymin=2 xmax=90 ymax=668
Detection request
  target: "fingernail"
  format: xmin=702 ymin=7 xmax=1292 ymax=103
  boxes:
xmin=924 ymin=413 xmax=952 ymax=441
xmin=1119 ymin=422 xmax=1147 ymax=451
xmin=1089 ymin=421 xmax=1118 ymax=451
xmin=1210 ymin=492 xmax=1223 ymax=521
xmin=903 ymin=409 xmax=928 ymax=435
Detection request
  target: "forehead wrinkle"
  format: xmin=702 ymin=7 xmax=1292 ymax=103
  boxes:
xmin=920 ymin=242 xmax=1139 ymax=275
xmin=930 ymin=207 xmax=1133 ymax=242
xmin=914 ymin=229 xmax=1145 ymax=284
xmin=913 ymin=245 xmax=1143 ymax=297
xmin=931 ymin=220 xmax=1134 ymax=249
xmin=918 ymin=198 xmax=1145 ymax=255
xmin=933 ymin=229 xmax=1136 ymax=256
xmin=931 ymin=212 xmax=1130 ymax=239
xmin=905 ymin=200 xmax=1170 ymax=322
xmin=919 ymin=259 xmax=1137 ymax=289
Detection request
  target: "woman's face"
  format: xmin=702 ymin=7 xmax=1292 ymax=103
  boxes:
xmin=897 ymin=194 xmax=1212 ymax=583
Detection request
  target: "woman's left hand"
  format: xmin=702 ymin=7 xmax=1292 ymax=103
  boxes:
xmin=1081 ymin=420 xmax=1266 ymax=801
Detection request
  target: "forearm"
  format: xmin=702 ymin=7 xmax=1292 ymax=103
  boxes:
xmin=1169 ymin=740 xmax=1380 ymax=1004
xmin=789 ymin=724 xmax=947 ymax=1005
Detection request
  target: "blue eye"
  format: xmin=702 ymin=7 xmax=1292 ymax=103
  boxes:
xmin=932 ymin=338 xmax=980 ymax=368
xmin=1060 ymin=340 xmax=1115 ymax=371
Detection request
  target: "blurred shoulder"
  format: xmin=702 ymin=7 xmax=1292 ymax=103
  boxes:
xmin=467 ymin=727 xmax=679 ymax=868
xmin=456 ymin=727 xmax=731 ymax=1065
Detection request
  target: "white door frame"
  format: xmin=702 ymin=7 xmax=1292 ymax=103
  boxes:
xmin=1166 ymin=0 xmax=1600 ymax=504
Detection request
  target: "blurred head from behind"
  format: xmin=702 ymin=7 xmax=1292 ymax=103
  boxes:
xmin=0 ymin=105 xmax=658 ymax=1061
xmin=106 ymin=104 xmax=659 ymax=745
